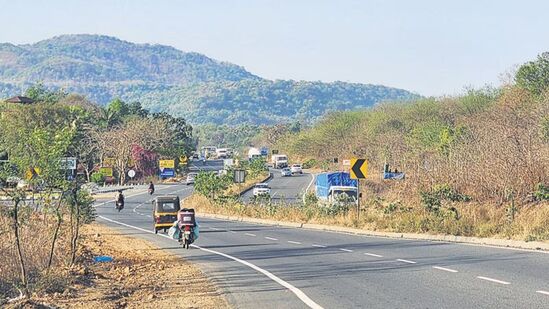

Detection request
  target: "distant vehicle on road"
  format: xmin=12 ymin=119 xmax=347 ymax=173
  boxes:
xmin=290 ymin=164 xmax=303 ymax=174
xmin=281 ymin=167 xmax=292 ymax=177
xmin=271 ymin=154 xmax=288 ymax=169
xmin=216 ymin=148 xmax=230 ymax=159
xmin=260 ymin=146 xmax=269 ymax=156
xmin=186 ymin=172 xmax=198 ymax=185
xmin=191 ymin=153 xmax=199 ymax=160
xmin=252 ymin=183 xmax=271 ymax=197
xmin=316 ymin=172 xmax=358 ymax=203
xmin=201 ymin=146 xmax=217 ymax=158
xmin=248 ymin=147 xmax=262 ymax=161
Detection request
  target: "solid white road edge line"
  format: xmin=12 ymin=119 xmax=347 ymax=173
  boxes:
xmin=432 ymin=266 xmax=458 ymax=273
xmin=396 ymin=259 xmax=416 ymax=264
xmin=476 ymin=276 xmax=510 ymax=285
xmin=364 ymin=253 xmax=383 ymax=258
xmin=536 ymin=290 xmax=549 ymax=296
xmin=97 ymin=215 xmax=324 ymax=309
xmin=339 ymin=248 xmax=353 ymax=252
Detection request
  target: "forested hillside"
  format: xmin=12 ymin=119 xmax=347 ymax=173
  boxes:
xmin=0 ymin=34 xmax=419 ymax=125
xmin=256 ymin=54 xmax=549 ymax=240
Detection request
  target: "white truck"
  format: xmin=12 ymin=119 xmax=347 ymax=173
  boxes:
xmin=216 ymin=148 xmax=230 ymax=159
xmin=271 ymin=154 xmax=288 ymax=169
xmin=248 ymin=147 xmax=262 ymax=161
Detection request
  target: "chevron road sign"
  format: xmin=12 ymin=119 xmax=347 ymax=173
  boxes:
xmin=350 ymin=158 xmax=368 ymax=179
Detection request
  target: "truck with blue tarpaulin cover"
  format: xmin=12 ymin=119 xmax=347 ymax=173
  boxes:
xmin=315 ymin=172 xmax=358 ymax=202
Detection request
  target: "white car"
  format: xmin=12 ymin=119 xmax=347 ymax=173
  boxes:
xmin=281 ymin=167 xmax=292 ymax=177
xmin=252 ymin=183 xmax=271 ymax=197
xmin=290 ymin=164 xmax=303 ymax=174
xmin=186 ymin=173 xmax=198 ymax=185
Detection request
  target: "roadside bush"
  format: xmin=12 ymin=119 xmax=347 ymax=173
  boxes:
xmin=90 ymin=172 xmax=105 ymax=185
xmin=420 ymin=184 xmax=470 ymax=214
xmin=302 ymin=159 xmax=317 ymax=169
xmin=533 ymin=183 xmax=549 ymax=201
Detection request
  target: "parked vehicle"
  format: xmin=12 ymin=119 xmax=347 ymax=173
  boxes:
xmin=186 ymin=172 xmax=198 ymax=185
xmin=271 ymin=154 xmax=288 ymax=169
xmin=290 ymin=164 xmax=303 ymax=174
xmin=252 ymin=183 xmax=271 ymax=197
xmin=281 ymin=167 xmax=292 ymax=177
xmin=315 ymin=172 xmax=358 ymax=203
xmin=152 ymin=195 xmax=180 ymax=234
xmin=260 ymin=146 xmax=269 ymax=156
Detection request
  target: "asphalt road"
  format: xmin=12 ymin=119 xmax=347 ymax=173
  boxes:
xmin=95 ymin=184 xmax=549 ymax=309
xmin=188 ymin=159 xmax=225 ymax=172
xmin=241 ymin=169 xmax=315 ymax=204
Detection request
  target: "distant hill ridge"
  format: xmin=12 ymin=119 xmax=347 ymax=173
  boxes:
xmin=0 ymin=34 xmax=420 ymax=125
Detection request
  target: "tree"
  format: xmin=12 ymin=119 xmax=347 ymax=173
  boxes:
xmin=24 ymin=83 xmax=67 ymax=103
xmin=515 ymin=52 xmax=549 ymax=95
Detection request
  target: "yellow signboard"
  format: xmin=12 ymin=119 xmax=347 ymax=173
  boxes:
xmin=159 ymin=159 xmax=175 ymax=169
xmin=350 ymin=158 xmax=368 ymax=179
xmin=25 ymin=167 xmax=41 ymax=180
xmin=103 ymin=157 xmax=116 ymax=167
xmin=99 ymin=167 xmax=113 ymax=177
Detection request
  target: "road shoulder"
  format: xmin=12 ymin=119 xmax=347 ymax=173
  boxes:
xmin=29 ymin=222 xmax=230 ymax=309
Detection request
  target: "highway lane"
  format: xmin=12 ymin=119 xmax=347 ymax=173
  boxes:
xmin=188 ymin=158 xmax=225 ymax=172
xmin=241 ymin=169 xmax=315 ymax=204
xmin=96 ymin=185 xmax=549 ymax=309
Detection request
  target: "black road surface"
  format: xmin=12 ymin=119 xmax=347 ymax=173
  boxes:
xmin=95 ymin=184 xmax=549 ymax=309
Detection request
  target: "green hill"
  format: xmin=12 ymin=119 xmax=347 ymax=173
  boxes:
xmin=0 ymin=34 xmax=420 ymax=125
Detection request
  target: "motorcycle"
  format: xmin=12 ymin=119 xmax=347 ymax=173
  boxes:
xmin=182 ymin=225 xmax=194 ymax=249
xmin=178 ymin=208 xmax=197 ymax=249
xmin=115 ymin=201 xmax=124 ymax=212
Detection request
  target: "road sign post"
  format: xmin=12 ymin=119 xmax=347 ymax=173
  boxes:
xmin=350 ymin=158 xmax=368 ymax=222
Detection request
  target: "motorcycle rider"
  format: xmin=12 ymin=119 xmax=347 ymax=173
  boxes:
xmin=148 ymin=181 xmax=155 ymax=195
xmin=115 ymin=190 xmax=125 ymax=211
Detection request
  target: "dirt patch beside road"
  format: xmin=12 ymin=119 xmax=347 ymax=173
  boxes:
xmin=14 ymin=223 xmax=229 ymax=309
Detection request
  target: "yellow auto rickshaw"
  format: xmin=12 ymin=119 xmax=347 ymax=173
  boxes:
xmin=152 ymin=195 xmax=180 ymax=234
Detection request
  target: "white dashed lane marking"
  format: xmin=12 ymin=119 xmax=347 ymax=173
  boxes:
xmin=265 ymin=237 xmax=278 ymax=241
xmin=432 ymin=266 xmax=458 ymax=273
xmin=537 ymin=290 xmax=549 ymax=296
xmin=396 ymin=259 xmax=417 ymax=264
xmin=339 ymin=248 xmax=353 ymax=253
xmin=364 ymin=253 xmax=383 ymax=258
xmin=312 ymin=244 xmax=327 ymax=248
xmin=245 ymin=233 xmax=257 ymax=237
xmin=288 ymin=241 xmax=302 ymax=245
xmin=477 ymin=276 xmax=510 ymax=285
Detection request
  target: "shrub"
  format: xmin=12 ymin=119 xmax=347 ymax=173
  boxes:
xmin=302 ymin=159 xmax=317 ymax=169
xmin=90 ymin=172 xmax=105 ymax=184
xmin=533 ymin=183 xmax=549 ymax=201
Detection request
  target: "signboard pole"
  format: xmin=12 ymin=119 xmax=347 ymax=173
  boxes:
xmin=357 ymin=179 xmax=360 ymax=222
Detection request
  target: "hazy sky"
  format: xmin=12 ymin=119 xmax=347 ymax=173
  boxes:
xmin=0 ymin=0 xmax=548 ymax=96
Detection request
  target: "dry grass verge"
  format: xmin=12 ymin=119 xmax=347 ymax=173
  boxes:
xmin=4 ymin=223 xmax=229 ymax=309
xmin=187 ymin=194 xmax=549 ymax=243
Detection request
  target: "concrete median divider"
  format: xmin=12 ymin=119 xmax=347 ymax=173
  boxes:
xmin=198 ymin=212 xmax=549 ymax=252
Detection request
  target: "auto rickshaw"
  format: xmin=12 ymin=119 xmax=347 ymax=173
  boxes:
xmin=152 ymin=195 xmax=180 ymax=234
